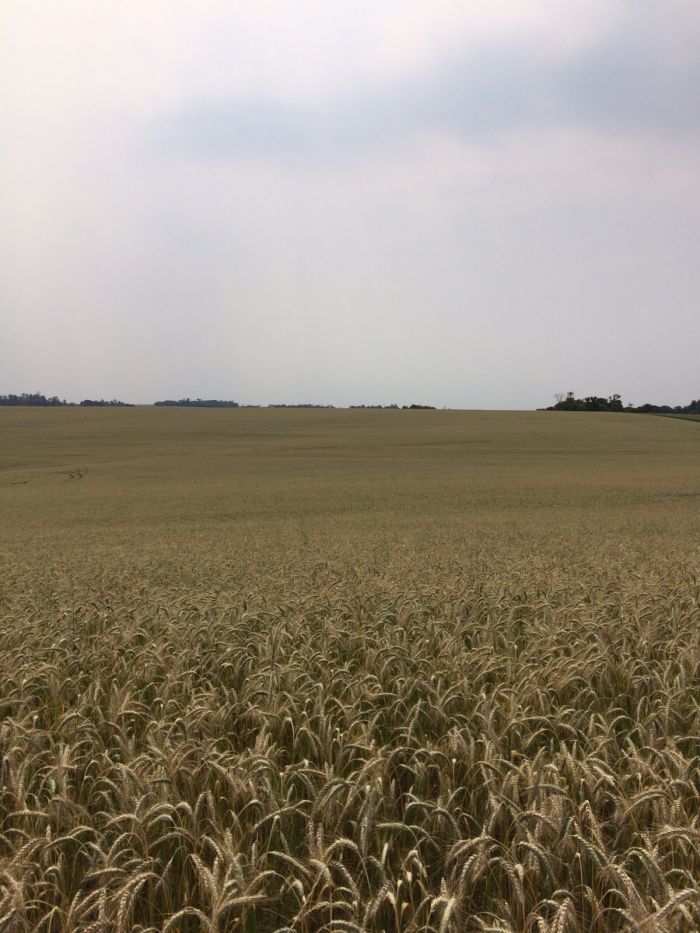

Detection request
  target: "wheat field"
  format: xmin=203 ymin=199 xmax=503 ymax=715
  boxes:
xmin=2 ymin=408 xmax=700 ymax=931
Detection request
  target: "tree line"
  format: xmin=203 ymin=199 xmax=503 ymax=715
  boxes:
xmin=349 ymin=404 xmax=436 ymax=409
xmin=153 ymin=400 xmax=437 ymax=409
xmin=0 ymin=393 xmax=132 ymax=407
xmin=154 ymin=398 xmax=241 ymax=408
xmin=543 ymin=392 xmax=700 ymax=413
xmin=0 ymin=395 xmax=434 ymax=408
xmin=154 ymin=400 xmax=335 ymax=408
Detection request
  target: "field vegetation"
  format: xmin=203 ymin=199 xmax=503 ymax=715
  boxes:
xmin=2 ymin=408 xmax=700 ymax=931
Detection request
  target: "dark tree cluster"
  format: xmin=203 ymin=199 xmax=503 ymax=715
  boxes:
xmin=1 ymin=393 xmax=134 ymax=407
xmin=154 ymin=399 xmax=338 ymax=409
xmin=350 ymin=404 xmax=400 ymax=409
xmin=402 ymin=403 xmax=436 ymax=410
xmin=634 ymin=399 xmax=700 ymax=414
xmin=0 ymin=393 xmax=67 ymax=406
xmin=154 ymin=398 xmax=240 ymax=408
xmin=543 ymin=392 xmax=700 ymax=414
xmin=79 ymin=399 xmax=134 ymax=407
xmin=545 ymin=392 xmax=624 ymax=412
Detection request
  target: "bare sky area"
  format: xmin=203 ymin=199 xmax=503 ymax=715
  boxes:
xmin=1 ymin=1 xmax=699 ymax=407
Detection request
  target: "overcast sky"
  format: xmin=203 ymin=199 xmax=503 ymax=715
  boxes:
xmin=1 ymin=2 xmax=699 ymax=408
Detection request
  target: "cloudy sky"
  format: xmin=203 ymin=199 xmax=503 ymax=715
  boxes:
xmin=2 ymin=1 xmax=699 ymax=407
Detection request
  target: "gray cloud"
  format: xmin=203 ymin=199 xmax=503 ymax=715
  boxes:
xmin=152 ymin=15 xmax=700 ymax=164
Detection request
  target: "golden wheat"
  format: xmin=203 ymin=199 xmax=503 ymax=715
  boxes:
xmin=1 ymin=408 xmax=700 ymax=930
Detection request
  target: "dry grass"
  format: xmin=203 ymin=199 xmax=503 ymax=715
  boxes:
xmin=2 ymin=408 xmax=700 ymax=931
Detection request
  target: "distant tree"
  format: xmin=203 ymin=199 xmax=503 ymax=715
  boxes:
xmin=0 ymin=392 xmax=67 ymax=407
xmin=350 ymin=403 xmax=400 ymax=409
xmin=79 ymin=398 xmax=133 ymax=407
xmin=154 ymin=398 xmax=240 ymax=408
xmin=543 ymin=393 xmax=700 ymax=414
xmin=546 ymin=393 xmax=624 ymax=412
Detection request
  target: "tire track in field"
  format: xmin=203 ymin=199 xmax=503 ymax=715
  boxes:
xmin=60 ymin=466 xmax=89 ymax=482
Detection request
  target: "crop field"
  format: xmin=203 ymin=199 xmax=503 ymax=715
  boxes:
xmin=664 ymin=414 xmax=700 ymax=424
xmin=2 ymin=407 xmax=700 ymax=932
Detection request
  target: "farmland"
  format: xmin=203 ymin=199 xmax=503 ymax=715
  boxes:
xmin=664 ymin=414 xmax=700 ymax=424
xmin=2 ymin=408 xmax=700 ymax=931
